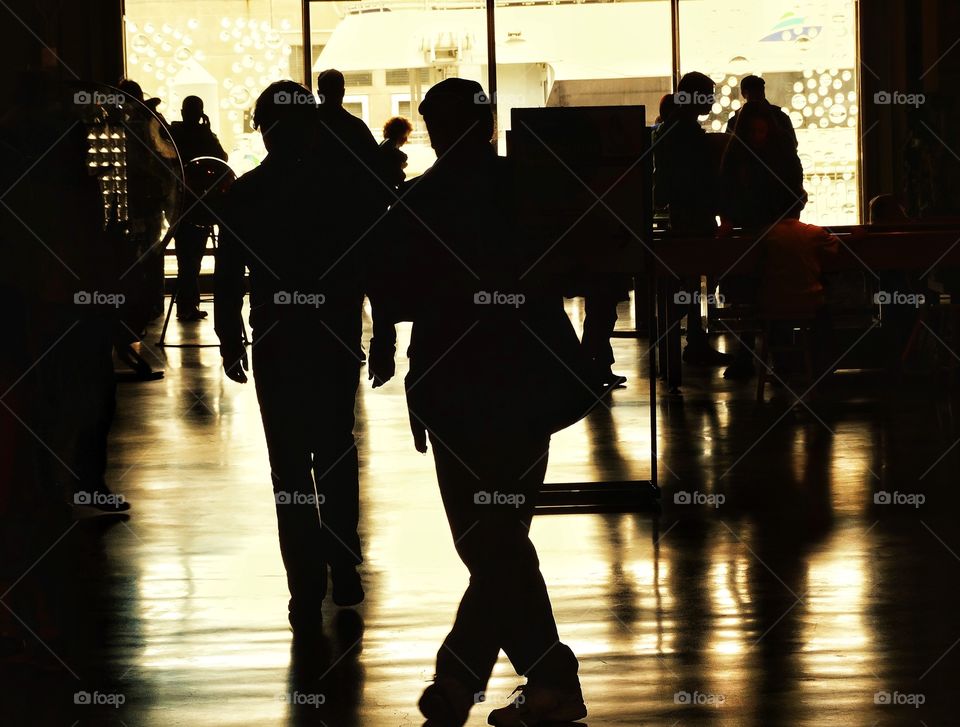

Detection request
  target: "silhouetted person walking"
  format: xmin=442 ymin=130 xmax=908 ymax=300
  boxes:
xmin=169 ymin=95 xmax=228 ymax=321
xmin=215 ymin=81 xmax=387 ymax=636
xmin=370 ymin=78 xmax=587 ymax=727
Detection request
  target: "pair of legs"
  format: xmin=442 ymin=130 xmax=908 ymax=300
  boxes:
xmin=252 ymin=324 xmax=362 ymax=619
xmin=174 ymin=223 xmax=210 ymax=318
xmin=581 ymin=275 xmax=631 ymax=386
xmin=429 ymin=431 xmax=579 ymax=695
xmin=34 ymin=314 xmax=117 ymax=505
xmin=582 ymin=293 xmax=620 ymax=380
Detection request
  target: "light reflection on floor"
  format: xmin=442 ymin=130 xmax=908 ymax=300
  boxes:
xmin=5 ymin=296 xmax=959 ymax=726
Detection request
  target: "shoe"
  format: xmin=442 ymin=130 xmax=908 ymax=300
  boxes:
xmin=419 ymin=675 xmax=476 ymax=726
xmin=589 ymin=365 xmax=626 ymax=390
xmin=722 ymin=359 xmax=755 ymax=379
xmin=331 ymin=567 xmax=364 ymax=607
xmin=177 ymin=308 xmax=208 ymax=321
xmin=288 ymin=599 xmax=324 ymax=639
xmin=603 ymin=372 xmax=628 ymax=388
xmin=682 ymin=345 xmax=735 ymax=366
xmin=487 ymin=683 xmax=587 ymax=726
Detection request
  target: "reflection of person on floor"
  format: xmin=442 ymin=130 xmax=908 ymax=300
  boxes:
xmin=653 ymin=71 xmax=733 ymax=367
xmin=370 ymin=78 xmax=587 ymax=727
xmin=169 ymin=96 xmax=228 ymax=321
xmin=214 ymin=81 xmax=388 ymax=636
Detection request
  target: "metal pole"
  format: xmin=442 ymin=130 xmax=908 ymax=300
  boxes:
xmin=670 ymin=0 xmax=681 ymax=90
xmin=302 ymin=0 xmax=313 ymax=91
xmin=485 ymin=0 xmax=499 ymax=151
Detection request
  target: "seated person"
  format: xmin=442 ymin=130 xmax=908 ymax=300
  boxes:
xmin=757 ymin=211 xmax=839 ymax=379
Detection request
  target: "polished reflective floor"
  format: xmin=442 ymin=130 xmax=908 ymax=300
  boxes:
xmin=4 ymin=297 xmax=960 ymax=726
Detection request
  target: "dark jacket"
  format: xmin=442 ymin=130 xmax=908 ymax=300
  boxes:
xmin=726 ymin=102 xmax=798 ymax=148
xmin=169 ymin=120 xmax=228 ymax=163
xmin=214 ymin=146 xmax=386 ymax=353
xmin=653 ymin=116 xmax=721 ymax=234
xmin=371 ymin=146 xmax=597 ymax=443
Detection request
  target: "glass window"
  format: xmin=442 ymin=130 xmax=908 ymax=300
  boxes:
xmin=679 ymin=0 xmax=860 ymax=225
xmin=492 ymin=0 xmax=673 ymax=149
xmin=123 ymin=0 xmax=861 ymax=222
xmin=123 ymin=1 xmax=307 ymax=177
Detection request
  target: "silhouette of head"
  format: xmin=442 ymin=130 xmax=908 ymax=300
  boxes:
xmin=676 ymin=72 xmax=715 ymax=117
xmin=253 ymin=80 xmax=317 ymax=154
xmin=383 ymin=116 xmax=412 ymax=145
xmin=869 ymin=194 xmax=909 ymax=224
xmin=118 ymin=79 xmax=145 ymax=102
xmin=181 ymin=95 xmax=204 ymax=124
xmin=316 ymin=69 xmax=346 ymax=110
xmin=418 ymin=78 xmax=494 ymax=156
xmin=740 ymin=75 xmax=766 ymax=102
xmin=657 ymin=93 xmax=676 ymax=124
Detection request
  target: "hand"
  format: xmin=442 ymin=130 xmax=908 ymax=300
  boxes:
xmin=368 ymin=346 xmax=395 ymax=388
xmin=222 ymin=345 xmax=249 ymax=383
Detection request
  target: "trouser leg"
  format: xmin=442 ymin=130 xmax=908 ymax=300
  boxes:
xmin=431 ymin=433 xmax=579 ymax=690
xmin=254 ymin=341 xmax=327 ymax=606
xmin=582 ymin=294 xmax=618 ymax=369
xmin=175 ymin=224 xmax=207 ymax=313
xmin=312 ymin=364 xmax=362 ymax=570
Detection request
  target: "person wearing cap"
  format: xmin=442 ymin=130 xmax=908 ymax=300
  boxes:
xmin=369 ymin=77 xmax=588 ymax=727
xmin=215 ymin=81 xmax=391 ymax=636
xmin=725 ymin=74 xmax=798 ymax=148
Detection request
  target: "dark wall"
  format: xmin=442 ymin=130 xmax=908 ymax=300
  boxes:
xmin=0 ymin=0 xmax=124 ymax=99
xmin=860 ymin=0 xmax=960 ymax=218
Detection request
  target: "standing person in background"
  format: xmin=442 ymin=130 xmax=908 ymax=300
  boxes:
xmin=315 ymin=69 xmax=382 ymax=177
xmin=117 ymin=79 xmax=178 ymax=321
xmin=169 ymin=95 xmax=228 ymax=322
xmin=720 ymin=101 xmax=806 ymax=232
xmin=653 ymin=71 xmax=733 ymax=366
xmin=725 ymin=74 xmax=798 ymax=148
xmin=719 ymin=101 xmax=807 ymax=379
xmin=378 ymin=115 xmax=412 ymax=188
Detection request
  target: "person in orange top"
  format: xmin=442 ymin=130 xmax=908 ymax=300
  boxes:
xmin=758 ymin=217 xmax=839 ymax=320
